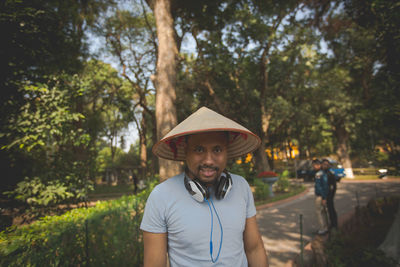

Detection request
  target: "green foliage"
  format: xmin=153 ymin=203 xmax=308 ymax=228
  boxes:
xmin=1 ymin=82 xmax=88 ymax=152
xmin=325 ymin=197 xmax=399 ymax=267
xmin=91 ymin=184 xmax=137 ymax=195
xmin=228 ymin=161 xmax=256 ymax=183
xmin=0 ymin=0 xmax=114 ymax=137
xmin=0 ymin=180 xmax=158 ymax=267
xmin=326 ymin=231 xmax=397 ymax=267
xmin=1 ymin=78 xmax=96 ymax=216
xmin=280 ymin=170 xmax=290 ymax=178
xmin=326 ymin=230 xmax=396 ymax=267
xmin=4 ymin=176 xmax=93 ymax=217
xmin=97 ymin=146 xmax=125 ymax=173
xmin=6 ymin=177 xmax=73 ymax=206
xmin=374 ymin=151 xmax=390 ymax=166
xmin=1 ymin=58 xmax=137 ymax=216
xmin=253 ymin=179 xmax=270 ymax=201
xmin=275 ymin=173 xmax=290 ymax=193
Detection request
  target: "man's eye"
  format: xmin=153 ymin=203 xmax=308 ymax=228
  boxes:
xmin=214 ymin=146 xmax=223 ymax=153
xmin=194 ymin=147 xmax=204 ymax=153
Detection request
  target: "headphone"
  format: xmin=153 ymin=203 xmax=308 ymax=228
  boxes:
xmin=184 ymin=170 xmax=231 ymax=263
xmin=184 ymin=170 xmax=232 ymax=202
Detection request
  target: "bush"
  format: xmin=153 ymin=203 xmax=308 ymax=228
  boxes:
xmin=275 ymin=176 xmax=290 ymax=192
xmin=4 ymin=176 xmax=92 ymax=217
xmin=228 ymin=160 xmax=256 ymax=183
xmin=253 ymin=179 xmax=270 ymax=201
xmin=325 ymin=232 xmax=397 ymax=267
xmin=325 ymin=197 xmax=399 ymax=267
xmin=0 ymin=180 xmax=157 ymax=266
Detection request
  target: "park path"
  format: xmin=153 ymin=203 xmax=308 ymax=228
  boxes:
xmin=256 ymin=179 xmax=400 ymax=267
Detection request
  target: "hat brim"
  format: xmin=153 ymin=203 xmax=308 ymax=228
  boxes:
xmin=152 ymin=107 xmax=261 ymax=161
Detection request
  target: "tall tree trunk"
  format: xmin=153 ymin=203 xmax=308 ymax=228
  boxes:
xmin=139 ymin=110 xmax=147 ymax=180
xmin=254 ymin=48 xmax=272 ymax=173
xmin=254 ymin=106 xmax=272 ymax=173
xmin=253 ymin=16 xmax=286 ymax=173
xmin=150 ymin=112 xmax=159 ymax=177
xmin=335 ymin=124 xmax=354 ymax=178
xmin=152 ymin=0 xmax=181 ymax=181
xmin=254 ymin=145 xmax=270 ymax=173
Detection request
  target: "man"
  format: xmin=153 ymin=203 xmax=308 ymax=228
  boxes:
xmin=321 ymin=159 xmax=338 ymax=229
xmin=140 ymin=107 xmax=269 ymax=266
xmin=312 ymin=159 xmax=329 ymax=235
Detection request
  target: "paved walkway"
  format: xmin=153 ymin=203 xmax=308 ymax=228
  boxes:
xmin=256 ymin=178 xmax=400 ymax=267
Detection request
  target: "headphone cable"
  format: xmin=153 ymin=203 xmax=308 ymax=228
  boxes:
xmin=204 ymin=197 xmax=223 ymax=263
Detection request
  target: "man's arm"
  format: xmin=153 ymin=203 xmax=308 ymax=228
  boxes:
xmin=243 ymin=216 xmax=269 ymax=267
xmin=143 ymin=231 xmax=167 ymax=267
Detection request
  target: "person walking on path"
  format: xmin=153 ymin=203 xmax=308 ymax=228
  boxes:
xmin=140 ymin=107 xmax=268 ymax=266
xmin=322 ymin=159 xmax=338 ymax=229
xmin=313 ymin=159 xmax=329 ymax=235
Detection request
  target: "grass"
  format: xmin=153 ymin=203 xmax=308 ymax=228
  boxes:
xmin=255 ymin=184 xmax=306 ymax=206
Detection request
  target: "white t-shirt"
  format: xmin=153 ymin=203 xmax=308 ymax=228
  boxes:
xmin=140 ymin=172 xmax=257 ymax=266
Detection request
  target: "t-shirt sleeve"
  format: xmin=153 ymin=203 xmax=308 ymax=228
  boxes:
xmin=244 ymin=178 xmax=257 ymax=218
xmin=140 ymin=186 xmax=167 ymax=233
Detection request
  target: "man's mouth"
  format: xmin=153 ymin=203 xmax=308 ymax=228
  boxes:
xmin=198 ymin=165 xmax=219 ymax=177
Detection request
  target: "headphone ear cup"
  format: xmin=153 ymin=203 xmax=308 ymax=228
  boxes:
xmin=184 ymin=175 xmax=208 ymax=202
xmin=215 ymin=172 xmax=232 ymax=200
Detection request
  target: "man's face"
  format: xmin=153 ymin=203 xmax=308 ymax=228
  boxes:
xmin=185 ymin=132 xmax=228 ymax=185
xmin=322 ymin=161 xmax=330 ymax=170
xmin=312 ymin=163 xmax=321 ymax=171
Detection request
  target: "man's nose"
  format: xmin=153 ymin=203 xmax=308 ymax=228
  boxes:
xmin=203 ymin=151 xmax=214 ymax=164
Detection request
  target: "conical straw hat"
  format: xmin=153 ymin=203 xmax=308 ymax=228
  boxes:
xmin=152 ymin=107 xmax=261 ymax=161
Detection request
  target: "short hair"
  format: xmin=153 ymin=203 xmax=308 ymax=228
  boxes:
xmin=321 ymin=159 xmax=330 ymax=164
xmin=312 ymin=159 xmax=321 ymax=164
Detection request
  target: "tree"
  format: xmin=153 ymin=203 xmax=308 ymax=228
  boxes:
xmin=1 ymin=76 xmax=93 ymax=215
xmin=0 ymin=0 xmax=114 ymax=191
xmin=0 ymin=0 xmax=113 ymax=110
xmin=98 ymin=3 xmax=158 ymax=180
xmin=78 ymin=60 xmax=134 ymax=184
xmin=145 ymin=0 xmax=181 ymax=180
xmin=345 ymin=0 xmax=400 ymax=167
xmin=176 ymin=0 xmax=326 ymax=171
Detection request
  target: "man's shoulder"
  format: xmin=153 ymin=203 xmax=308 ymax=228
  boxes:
xmin=165 ymin=172 xmax=185 ymax=182
xmin=146 ymin=173 xmax=185 ymax=204
xmin=229 ymin=172 xmax=251 ymax=187
xmin=152 ymin=173 xmax=184 ymax=192
xmin=229 ymin=172 xmax=247 ymax=181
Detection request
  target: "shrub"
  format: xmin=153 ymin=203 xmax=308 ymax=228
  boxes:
xmin=324 ymin=197 xmax=399 ymax=267
xmin=275 ymin=176 xmax=290 ymax=193
xmin=253 ymin=179 xmax=270 ymax=201
xmin=229 ymin=161 xmax=256 ymax=183
xmin=0 ymin=180 xmax=158 ymax=266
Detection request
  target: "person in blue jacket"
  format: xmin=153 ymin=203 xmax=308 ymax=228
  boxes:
xmin=312 ymin=159 xmax=329 ymax=235
xmin=322 ymin=159 xmax=338 ymax=229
